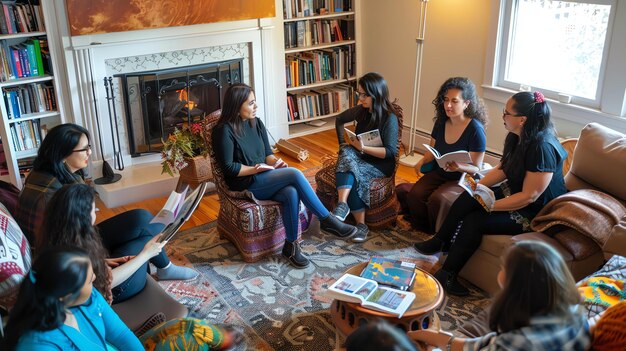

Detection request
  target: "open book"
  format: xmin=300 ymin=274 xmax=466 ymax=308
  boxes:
xmin=360 ymin=257 xmax=417 ymax=291
xmin=423 ymin=144 xmax=472 ymax=168
xmin=458 ymin=172 xmax=495 ymax=212
xmin=327 ymin=273 xmax=416 ymax=318
xmin=345 ymin=128 xmax=383 ymax=147
xmin=151 ymin=182 xmax=209 ymax=243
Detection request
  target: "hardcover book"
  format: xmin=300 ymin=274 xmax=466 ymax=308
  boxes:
xmin=360 ymin=257 xmax=416 ymax=291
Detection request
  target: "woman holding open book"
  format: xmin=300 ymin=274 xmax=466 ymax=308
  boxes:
xmin=15 ymin=123 xmax=198 ymax=285
xmin=396 ymin=77 xmax=487 ymax=234
xmin=331 ymin=72 xmax=401 ymax=242
xmin=212 ymin=83 xmax=357 ymax=269
xmin=414 ymin=91 xmax=568 ymax=296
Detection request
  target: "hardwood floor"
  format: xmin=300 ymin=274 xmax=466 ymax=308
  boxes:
xmin=95 ymin=129 xmax=420 ymax=229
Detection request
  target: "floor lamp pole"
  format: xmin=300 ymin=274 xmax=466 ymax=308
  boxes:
xmin=400 ymin=0 xmax=429 ymax=167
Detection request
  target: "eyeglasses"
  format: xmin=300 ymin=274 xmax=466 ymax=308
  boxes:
xmin=356 ymin=91 xmax=369 ymax=99
xmin=502 ymin=109 xmax=524 ymax=117
xmin=73 ymin=144 xmax=92 ymax=153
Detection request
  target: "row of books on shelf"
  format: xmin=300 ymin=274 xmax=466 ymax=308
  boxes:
xmin=326 ymin=257 xmax=418 ymax=317
xmin=286 ymin=45 xmax=355 ymax=87
xmin=286 ymin=83 xmax=354 ymax=121
xmin=284 ymin=18 xmax=354 ymax=49
xmin=283 ymin=0 xmax=353 ymax=19
xmin=0 ymin=38 xmax=49 ymax=81
xmin=3 ymin=82 xmax=55 ymax=118
xmin=10 ymin=118 xmax=46 ymax=151
xmin=0 ymin=1 xmax=45 ymax=35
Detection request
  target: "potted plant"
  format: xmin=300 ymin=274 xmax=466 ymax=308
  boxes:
xmin=161 ymin=118 xmax=212 ymax=183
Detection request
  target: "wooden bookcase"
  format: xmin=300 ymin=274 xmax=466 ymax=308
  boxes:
xmin=282 ymin=0 xmax=360 ymax=138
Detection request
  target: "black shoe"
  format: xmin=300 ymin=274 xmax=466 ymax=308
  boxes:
xmin=282 ymin=240 xmax=310 ymax=268
xmin=413 ymin=237 xmax=445 ymax=255
xmin=351 ymin=223 xmax=369 ymax=243
xmin=434 ymin=269 xmax=469 ymax=296
xmin=332 ymin=202 xmax=350 ymax=221
xmin=320 ymin=214 xmax=357 ymax=238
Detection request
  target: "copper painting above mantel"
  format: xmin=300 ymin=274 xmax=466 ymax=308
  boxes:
xmin=66 ymin=0 xmax=276 ymax=36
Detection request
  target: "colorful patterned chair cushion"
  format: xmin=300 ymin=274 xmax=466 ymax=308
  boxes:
xmin=205 ymin=111 xmax=311 ymax=262
xmin=315 ymin=103 xmax=403 ymax=229
xmin=0 ymin=201 xmax=31 ymax=307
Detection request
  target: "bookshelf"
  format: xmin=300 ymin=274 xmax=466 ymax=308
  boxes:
xmin=282 ymin=0 xmax=359 ymax=138
xmin=0 ymin=1 xmax=64 ymax=188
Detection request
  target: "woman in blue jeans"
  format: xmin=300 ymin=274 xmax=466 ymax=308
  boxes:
xmin=212 ymin=83 xmax=357 ymax=268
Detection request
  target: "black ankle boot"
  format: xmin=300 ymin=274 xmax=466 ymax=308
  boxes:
xmin=320 ymin=214 xmax=357 ymax=238
xmin=413 ymin=237 xmax=445 ymax=255
xmin=282 ymin=240 xmax=310 ymax=268
xmin=434 ymin=269 xmax=469 ymax=296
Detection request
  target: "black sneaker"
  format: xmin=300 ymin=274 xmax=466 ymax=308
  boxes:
xmin=332 ymin=202 xmax=350 ymax=221
xmin=351 ymin=223 xmax=369 ymax=242
xmin=413 ymin=237 xmax=445 ymax=255
xmin=434 ymin=269 xmax=470 ymax=296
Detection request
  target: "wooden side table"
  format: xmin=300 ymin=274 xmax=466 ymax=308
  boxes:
xmin=330 ymin=262 xmax=444 ymax=340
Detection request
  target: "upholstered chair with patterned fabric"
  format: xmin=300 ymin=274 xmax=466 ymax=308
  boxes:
xmin=315 ymin=103 xmax=403 ymax=229
xmin=205 ymin=110 xmax=312 ymax=262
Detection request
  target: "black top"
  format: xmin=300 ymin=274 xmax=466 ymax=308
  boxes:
xmin=212 ymin=118 xmax=273 ymax=191
xmin=335 ymin=105 xmax=399 ymax=176
xmin=504 ymin=134 xmax=568 ymax=213
xmin=431 ymin=118 xmax=486 ymax=180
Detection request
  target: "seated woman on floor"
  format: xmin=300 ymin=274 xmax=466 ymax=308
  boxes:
xmin=2 ymin=246 xmax=242 ymax=351
xmin=396 ymin=77 xmax=487 ymax=234
xmin=212 ymin=83 xmax=357 ymax=268
xmin=330 ymin=72 xmax=400 ymax=242
xmin=14 ymin=123 xmax=197 ymax=284
xmin=414 ymin=91 xmax=567 ymax=296
xmin=410 ymin=240 xmax=590 ymax=350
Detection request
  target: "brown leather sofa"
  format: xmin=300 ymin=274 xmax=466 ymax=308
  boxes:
xmin=429 ymin=123 xmax=626 ymax=295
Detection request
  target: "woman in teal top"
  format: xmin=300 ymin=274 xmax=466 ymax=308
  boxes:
xmin=4 ymin=246 xmax=143 ymax=351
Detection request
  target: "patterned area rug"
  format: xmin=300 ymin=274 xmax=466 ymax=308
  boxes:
xmin=157 ymin=218 xmax=490 ymax=351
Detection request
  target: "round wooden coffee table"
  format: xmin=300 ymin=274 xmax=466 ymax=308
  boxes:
xmin=330 ymin=262 xmax=444 ymax=338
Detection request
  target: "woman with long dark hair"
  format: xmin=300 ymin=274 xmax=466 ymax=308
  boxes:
xmin=40 ymin=183 xmax=165 ymax=304
xmin=212 ymin=83 xmax=357 ymax=268
xmin=331 ymin=72 xmax=401 ymax=242
xmin=15 ymin=123 xmax=197 ymax=284
xmin=410 ymin=240 xmax=590 ymax=350
xmin=3 ymin=246 xmax=144 ymax=350
xmin=396 ymin=77 xmax=487 ymax=233
xmin=414 ymin=91 xmax=568 ymax=296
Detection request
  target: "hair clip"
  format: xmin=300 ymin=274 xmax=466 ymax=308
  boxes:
xmin=533 ymin=91 xmax=545 ymax=103
xmin=29 ymin=270 xmax=37 ymax=284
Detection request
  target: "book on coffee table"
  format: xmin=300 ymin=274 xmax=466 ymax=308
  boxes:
xmin=360 ymin=257 xmax=417 ymax=291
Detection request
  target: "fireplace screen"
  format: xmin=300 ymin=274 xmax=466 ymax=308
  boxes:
xmin=117 ymin=59 xmax=242 ymax=156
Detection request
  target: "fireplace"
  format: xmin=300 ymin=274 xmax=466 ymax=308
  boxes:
xmin=116 ymin=59 xmax=243 ymax=156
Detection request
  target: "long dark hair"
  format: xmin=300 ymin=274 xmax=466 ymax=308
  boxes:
xmin=489 ymin=240 xmax=581 ymax=333
xmin=357 ymin=72 xmax=399 ymax=130
xmin=32 ymin=123 xmax=90 ymax=184
xmin=40 ymin=184 xmax=111 ymax=303
xmin=431 ymin=77 xmax=488 ymax=127
xmin=501 ymin=91 xmax=555 ymax=179
xmin=3 ymin=246 xmax=91 ymax=350
xmin=345 ymin=319 xmax=418 ymax=351
xmin=217 ymin=83 xmax=255 ymax=136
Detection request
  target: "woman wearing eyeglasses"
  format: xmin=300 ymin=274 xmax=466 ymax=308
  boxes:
xmin=331 ymin=72 xmax=401 ymax=242
xmin=396 ymin=77 xmax=488 ymax=234
xmin=15 ymin=124 xmax=198 ymax=290
xmin=414 ymin=91 xmax=568 ymax=296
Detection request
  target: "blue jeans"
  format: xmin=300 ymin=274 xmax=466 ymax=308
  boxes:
xmin=336 ymin=172 xmax=366 ymax=211
xmin=248 ymin=168 xmax=330 ymax=242
xmin=98 ymin=209 xmax=166 ymax=303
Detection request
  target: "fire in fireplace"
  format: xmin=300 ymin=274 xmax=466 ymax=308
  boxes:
xmin=116 ymin=59 xmax=243 ymax=156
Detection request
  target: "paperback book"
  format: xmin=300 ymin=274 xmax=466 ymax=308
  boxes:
xmin=327 ymin=273 xmax=416 ymax=318
xmin=345 ymin=128 xmax=383 ymax=147
xmin=360 ymin=257 xmax=416 ymax=291
xmin=423 ymin=144 xmax=472 ymax=168
xmin=458 ymin=172 xmax=495 ymax=212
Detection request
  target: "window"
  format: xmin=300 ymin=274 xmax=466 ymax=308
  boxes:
xmin=498 ymin=0 xmax=613 ymax=107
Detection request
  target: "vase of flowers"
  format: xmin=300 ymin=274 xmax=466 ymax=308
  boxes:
xmin=161 ymin=118 xmax=212 ymax=183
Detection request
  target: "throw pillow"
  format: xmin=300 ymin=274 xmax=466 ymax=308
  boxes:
xmin=0 ymin=202 xmax=31 ymax=305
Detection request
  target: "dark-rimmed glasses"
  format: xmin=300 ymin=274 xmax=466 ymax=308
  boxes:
xmin=73 ymin=145 xmax=92 ymax=153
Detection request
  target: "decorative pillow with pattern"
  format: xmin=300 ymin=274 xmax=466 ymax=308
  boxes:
xmin=577 ymin=255 xmax=626 ymax=319
xmin=0 ymin=202 xmax=31 ymax=300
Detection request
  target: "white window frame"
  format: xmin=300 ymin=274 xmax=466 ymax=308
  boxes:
xmin=483 ymin=0 xmax=626 ymax=133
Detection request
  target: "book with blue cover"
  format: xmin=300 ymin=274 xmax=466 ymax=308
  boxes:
xmin=360 ymin=257 xmax=417 ymax=291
